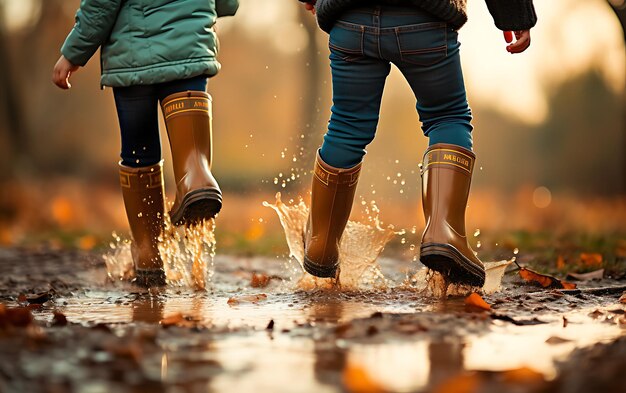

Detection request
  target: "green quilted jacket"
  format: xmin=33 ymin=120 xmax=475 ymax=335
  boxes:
xmin=61 ymin=0 xmax=239 ymax=87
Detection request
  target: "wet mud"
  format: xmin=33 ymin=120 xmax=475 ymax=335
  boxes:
xmin=0 ymin=243 xmax=624 ymax=393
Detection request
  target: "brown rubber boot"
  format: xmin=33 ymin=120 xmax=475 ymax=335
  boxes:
xmin=161 ymin=91 xmax=222 ymax=226
xmin=419 ymin=143 xmax=485 ymax=287
xmin=119 ymin=161 xmax=167 ymax=287
xmin=304 ymin=151 xmax=361 ymax=278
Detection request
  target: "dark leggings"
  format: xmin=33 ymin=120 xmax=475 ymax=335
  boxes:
xmin=113 ymin=75 xmax=208 ymax=167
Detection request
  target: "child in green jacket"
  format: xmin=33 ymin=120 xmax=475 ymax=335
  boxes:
xmin=53 ymin=0 xmax=239 ymax=287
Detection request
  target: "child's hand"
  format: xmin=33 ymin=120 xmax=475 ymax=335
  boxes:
xmin=503 ymin=30 xmax=531 ymax=54
xmin=52 ymin=55 xmax=79 ymax=90
xmin=300 ymin=0 xmax=316 ymax=15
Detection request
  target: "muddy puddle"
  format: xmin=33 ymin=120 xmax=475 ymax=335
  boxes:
xmin=1 ymin=194 xmax=624 ymax=392
xmin=31 ymin=257 xmax=625 ymax=392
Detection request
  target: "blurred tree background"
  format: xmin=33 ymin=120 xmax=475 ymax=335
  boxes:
xmin=0 ymin=0 xmax=624 ymax=252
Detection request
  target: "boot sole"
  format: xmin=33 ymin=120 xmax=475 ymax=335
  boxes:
xmin=170 ymin=188 xmax=222 ymax=226
xmin=420 ymin=243 xmax=485 ymax=287
xmin=303 ymin=255 xmax=339 ymax=278
xmin=135 ymin=269 xmax=167 ymax=287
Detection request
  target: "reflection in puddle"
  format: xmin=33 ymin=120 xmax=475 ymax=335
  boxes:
xmin=52 ymin=252 xmax=626 ymax=393
xmin=48 ymin=194 xmax=624 ymax=392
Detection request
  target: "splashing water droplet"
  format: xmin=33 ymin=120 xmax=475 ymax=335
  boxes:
xmin=137 ymin=212 xmax=143 ymax=218
xmin=474 ymin=229 xmax=481 ymax=237
xmin=264 ymin=193 xmax=393 ymax=290
xmin=513 ymin=248 xmax=519 ymax=255
xmin=476 ymin=241 xmax=482 ymax=249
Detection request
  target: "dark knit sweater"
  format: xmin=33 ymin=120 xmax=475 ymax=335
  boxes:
xmin=303 ymin=0 xmax=536 ymax=33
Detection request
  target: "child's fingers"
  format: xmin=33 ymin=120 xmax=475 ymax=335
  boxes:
xmin=503 ymin=31 xmax=513 ymax=43
xmin=506 ymin=30 xmax=531 ymax=54
xmin=53 ymin=69 xmax=70 ymax=89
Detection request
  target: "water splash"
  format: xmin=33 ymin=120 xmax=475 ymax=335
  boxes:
xmin=103 ymin=214 xmax=217 ymax=290
xmin=408 ymin=259 xmax=514 ymax=297
xmin=159 ymin=216 xmax=216 ymax=290
xmin=264 ymin=193 xmax=395 ymax=290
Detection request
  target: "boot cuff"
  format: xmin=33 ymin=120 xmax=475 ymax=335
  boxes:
xmin=422 ymin=144 xmax=475 ymax=174
xmin=314 ymin=150 xmax=361 ymax=186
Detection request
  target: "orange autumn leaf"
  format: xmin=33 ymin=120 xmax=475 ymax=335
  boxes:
xmin=160 ymin=313 xmax=184 ymax=327
xmin=342 ymin=362 xmax=386 ymax=393
xmin=519 ymin=267 xmax=577 ymax=290
xmin=465 ymin=293 xmax=491 ymax=311
xmin=433 ymin=372 xmax=481 ymax=393
xmin=556 ymin=255 xmax=565 ymax=270
xmin=579 ymin=253 xmax=603 ymax=268
xmin=251 ymin=273 xmax=271 ymax=288
xmin=51 ymin=197 xmax=74 ymax=226
xmin=502 ymin=367 xmax=545 ymax=383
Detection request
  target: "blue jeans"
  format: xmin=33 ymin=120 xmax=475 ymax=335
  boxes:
xmin=320 ymin=5 xmax=473 ymax=169
xmin=113 ymin=76 xmax=208 ymax=167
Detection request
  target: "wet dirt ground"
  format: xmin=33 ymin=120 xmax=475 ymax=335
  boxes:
xmin=0 ymin=245 xmax=625 ymax=393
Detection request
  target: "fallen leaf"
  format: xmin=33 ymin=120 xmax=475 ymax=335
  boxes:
xmin=519 ymin=267 xmax=577 ymax=290
xmin=52 ymin=312 xmax=68 ymax=327
xmin=620 ymin=292 xmax=626 ymax=304
xmin=465 ymin=293 xmax=491 ymax=311
xmin=566 ymin=269 xmax=604 ymax=281
xmin=545 ymin=336 xmax=571 ymax=345
xmin=433 ymin=372 xmax=481 ymax=393
xmin=25 ymin=291 xmax=53 ymax=304
xmin=502 ymin=367 xmax=545 ymax=383
xmin=342 ymin=362 xmax=386 ymax=393
xmin=160 ymin=313 xmax=184 ymax=327
xmin=227 ymin=294 xmax=268 ymax=305
xmin=251 ymin=273 xmax=271 ymax=288
xmin=579 ymin=253 xmax=603 ymax=268
xmin=588 ymin=309 xmax=604 ymax=319
xmin=0 ymin=306 xmax=34 ymax=328
xmin=491 ymin=314 xmax=547 ymax=326
xmin=556 ymin=255 xmax=566 ymax=270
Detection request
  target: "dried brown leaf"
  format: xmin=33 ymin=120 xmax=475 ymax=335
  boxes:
xmin=52 ymin=312 xmax=68 ymax=327
xmin=465 ymin=293 xmax=491 ymax=311
xmin=1 ymin=306 xmax=34 ymax=328
xmin=519 ymin=267 xmax=577 ymax=289
xmin=619 ymin=292 xmax=626 ymax=304
xmin=545 ymin=336 xmax=571 ymax=345
xmin=251 ymin=273 xmax=271 ymax=288
xmin=566 ymin=269 xmax=604 ymax=281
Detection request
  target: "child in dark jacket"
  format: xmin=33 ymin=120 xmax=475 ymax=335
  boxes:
xmin=53 ymin=0 xmax=239 ymax=287
xmin=299 ymin=0 xmax=536 ymax=286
